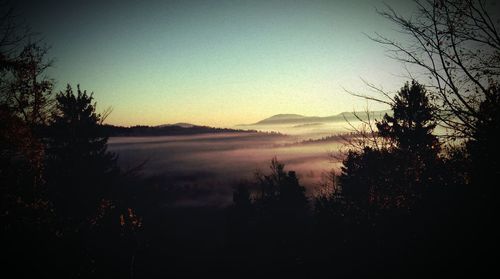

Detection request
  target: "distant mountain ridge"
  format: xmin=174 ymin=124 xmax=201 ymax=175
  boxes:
xmin=103 ymin=123 xmax=260 ymax=137
xmin=264 ymin=114 xmax=307 ymax=120
xmin=240 ymin=110 xmax=391 ymax=126
xmin=103 ymin=110 xmax=392 ymax=137
xmin=157 ymin=122 xmax=195 ymax=128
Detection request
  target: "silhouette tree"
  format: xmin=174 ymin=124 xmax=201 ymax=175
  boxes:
xmin=341 ymin=81 xmax=440 ymax=210
xmin=226 ymin=181 xmax=255 ymax=261
xmin=0 ymin=6 xmax=56 ymax=276
xmin=44 ymin=84 xmax=144 ymax=277
xmin=377 ymin=80 xmax=439 ymax=156
xmin=0 ymin=25 xmax=53 ymax=201
xmin=460 ymin=82 xmax=500 ymax=276
xmin=370 ymin=0 xmax=500 ymax=139
xmin=255 ymin=157 xmax=308 ymax=210
xmin=3 ymin=43 xmax=53 ymax=127
xmin=227 ymin=158 xmax=309 ymax=269
xmin=1 ymin=5 xmax=145 ymax=277
xmin=0 ymin=42 xmax=53 ymax=208
xmin=0 ymin=1 xmax=31 ymax=72
xmin=46 ymin=84 xmax=117 ymax=225
xmin=331 ymin=80 xmax=493 ymax=275
xmin=467 ymin=83 xmax=500 ymax=198
xmin=341 ymin=147 xmax=396 ymax=209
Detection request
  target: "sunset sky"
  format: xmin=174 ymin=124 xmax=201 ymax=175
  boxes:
xmin=15 ymin=0 xmax=417 ymax=127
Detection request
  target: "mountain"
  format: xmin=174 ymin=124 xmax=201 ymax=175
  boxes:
xmin=262 ymin=114 xmax=307 ymax=120
xmin=244 ymin=110 xmax=391 ymax=126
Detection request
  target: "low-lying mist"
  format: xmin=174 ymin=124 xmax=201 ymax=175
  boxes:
xmin=238 ymin=120 xmax=363 ymax=140
xmin=108 ymin=132 xmax=345 ymax=207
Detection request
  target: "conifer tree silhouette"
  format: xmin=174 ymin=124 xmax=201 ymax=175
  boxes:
xmin=46 ymin=84 xmax=117 ymax=226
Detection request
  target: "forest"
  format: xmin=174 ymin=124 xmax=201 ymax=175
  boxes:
xmin=1 ymin=0 xmax=499 ymax=278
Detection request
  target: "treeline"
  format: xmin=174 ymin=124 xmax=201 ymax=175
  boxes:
xmin=102 ymin=124 xmax=260 ymax=137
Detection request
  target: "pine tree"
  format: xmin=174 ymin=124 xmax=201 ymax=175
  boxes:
xmin=468 ymin=84 xmax=500 ymax=197
xmin=340 ymin=80 xmax=440 ymax=210
xmin=46 ymin=84 xmax=117 ymax=224
xmin=376 ymin=80 xmax=439 ymax=157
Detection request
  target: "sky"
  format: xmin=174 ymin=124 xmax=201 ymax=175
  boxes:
xmin=11 ymin=0 xmax=418 ymax=127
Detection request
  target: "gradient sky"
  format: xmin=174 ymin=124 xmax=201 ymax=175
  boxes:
xmin=13 ymin=0 xmax=417 ymax=127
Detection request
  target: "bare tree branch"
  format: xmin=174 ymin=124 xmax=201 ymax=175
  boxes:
xmin=367 ymin=0 xmax=500 ymax=140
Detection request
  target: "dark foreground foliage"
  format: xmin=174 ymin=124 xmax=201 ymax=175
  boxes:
xmin=225 ymin=81 xmax=499 ymax=277
xmin=2 ymin=0 xmax=499 ymax=278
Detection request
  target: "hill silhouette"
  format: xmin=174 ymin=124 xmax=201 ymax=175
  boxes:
xmin=239 ymin=110 xmax=391 ymax=126
xmin=102 ymin=123 xmax=264 ymax=137
xmin=157 ymin=122 xmax=195 ymax=128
